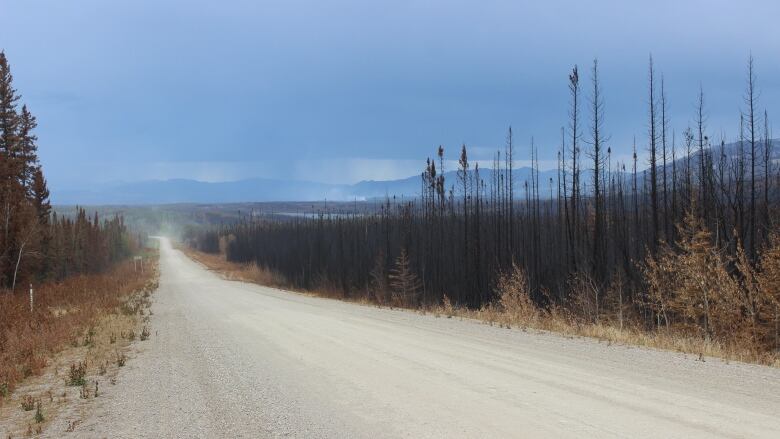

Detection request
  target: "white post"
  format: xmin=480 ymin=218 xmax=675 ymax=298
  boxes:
xmin=29 ymin=283 xmax=33 ymax=313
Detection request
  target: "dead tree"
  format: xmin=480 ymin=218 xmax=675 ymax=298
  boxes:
xmin=744 ymin=55 xmax=758 ymax=258
xmin=589 ymin=58 xmax=606 ymax=275
xmin=648 ymin=55 xmax=659 ymax=250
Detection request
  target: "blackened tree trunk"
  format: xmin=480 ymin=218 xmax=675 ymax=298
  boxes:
xmin=648 ymin=55 xmax=659 ymax=251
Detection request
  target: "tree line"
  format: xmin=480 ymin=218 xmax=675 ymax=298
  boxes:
xmin=189 ymin=55 xmax=780 ymax=355
xmin=0 ymin=51 xmax=135 ymax=291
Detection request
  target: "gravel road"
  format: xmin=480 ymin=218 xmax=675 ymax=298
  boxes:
xmin=78 ymin=238 xmax=780 ymax=438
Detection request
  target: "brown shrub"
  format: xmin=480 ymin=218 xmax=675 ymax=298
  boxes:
xmin=567 ymin=271 xmax=602 ymax=325
xmin=495 ymin=262 xmax=538 ymax=326
xmin=643 ymin=212 xmax=779 ymax=353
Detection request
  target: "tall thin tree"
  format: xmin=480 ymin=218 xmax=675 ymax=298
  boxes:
xmin=648 ymin=55 xmax=659 ymax=249
xmin=589 ymin=58 xmax=606 ymax=274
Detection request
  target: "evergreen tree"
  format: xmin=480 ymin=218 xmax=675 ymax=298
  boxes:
xmin=389 ymin=248 xmax=421 ymax=306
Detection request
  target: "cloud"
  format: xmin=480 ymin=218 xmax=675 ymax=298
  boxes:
xmin=291 ymin=158 xmax=421 ymax=184
xmin=5 ymin=0 xmax=780 ymax=192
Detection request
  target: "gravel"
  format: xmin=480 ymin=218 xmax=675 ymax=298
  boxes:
xmin=76 ymin=238 xmax=780 ymax=438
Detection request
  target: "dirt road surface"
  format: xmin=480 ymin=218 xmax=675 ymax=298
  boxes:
xmin=75 ymin=238 xmax=780 ymax=438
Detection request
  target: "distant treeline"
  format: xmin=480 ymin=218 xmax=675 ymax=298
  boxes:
xmin=0 ymin=51 xmax=136 ymax=290
xmin=190 ymin=56 xmax=780 ymax=354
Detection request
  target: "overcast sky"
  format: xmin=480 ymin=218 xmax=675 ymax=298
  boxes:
xmin=1 ymin=0 xmax=778 ymax=188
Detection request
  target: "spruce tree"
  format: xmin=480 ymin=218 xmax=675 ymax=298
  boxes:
xmin=389 ymin=248 xmax=421 ymax=306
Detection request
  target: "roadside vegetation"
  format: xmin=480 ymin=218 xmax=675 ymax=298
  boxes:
xmin=0 ymin=51 xmax=160 ymax=435
xmin=187 ymin=55 xmax=780 ymax=366
xmin=0 ymin=253 xmax=158 ymax=398
xmin=0 ymin=255 xmax=159 ymax=436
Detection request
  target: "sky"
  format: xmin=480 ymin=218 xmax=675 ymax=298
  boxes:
xmin=1 ymin=0 xmax=779 ymax=190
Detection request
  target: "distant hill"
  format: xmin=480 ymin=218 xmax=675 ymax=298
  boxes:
xmin=52 ymin=167 xmax=556 ymax=205
xmin=52 ymin=139 xmax=777 ymax=205
xmin=54 ymin=178 xmax=347 ymax=205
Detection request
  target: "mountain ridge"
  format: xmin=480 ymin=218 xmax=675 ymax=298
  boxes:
xmin=53 ymin=139 xmax=777 ymax=205
xmin=52 ymin=167 xmax=555 ymax=205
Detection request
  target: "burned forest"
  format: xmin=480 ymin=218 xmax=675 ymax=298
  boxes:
xmin=190 ymin=57 xmax=780 ymax=358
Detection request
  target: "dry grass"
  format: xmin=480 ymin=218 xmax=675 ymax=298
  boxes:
xmin=0 ymin=254 xmax=158 ymax=437
xmin=429 ymin=297 xmax=780 ymax=368
xmin=429 ymin=257 xmax=780 ymax=367
xmin=183 ymin=249 xmax=288 ymax=288
xmin=185 ymin=246 xmax=779 ymax=368
xmin=0 ymin=249 xmax=156 ymax=406
xmin=181 ymin=247 xmax=353 ymax=301
xmin=182 ymin=249 xmax=365 ymax=307
xmin=0 ymin=306 xmax=156 ymax=436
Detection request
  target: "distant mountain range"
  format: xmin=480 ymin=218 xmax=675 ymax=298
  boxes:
xmin=52 ymin=139 xmax=777 ymax=206
xmin=52 ymin=167 xmax=558 ymax=205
